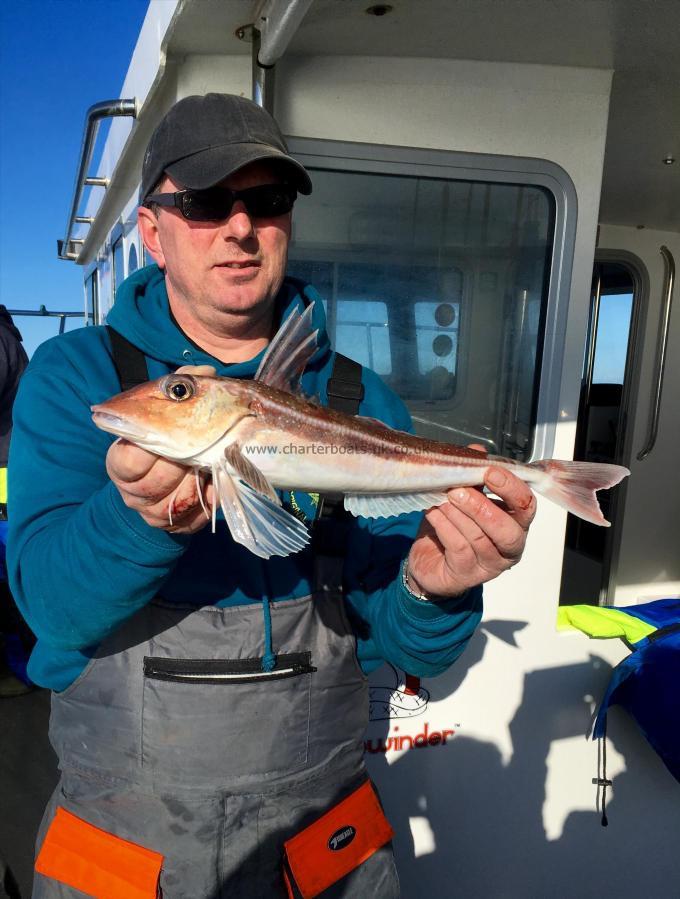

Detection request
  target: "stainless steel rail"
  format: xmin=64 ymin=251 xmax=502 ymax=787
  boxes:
xmin=253 ymin=30 xmax=276 ymax=114
xmin=637 ymin=245 xmax=676 ymax=461
xmin=7 ymin=307 xmax=88 ymax=335
xmin=250 ymin=0 xmax=315 ymax=111
xmin=57 ymin=99 xmax=137 ymax=262
xmin=256 ymin=0 xmax=315 ymax=67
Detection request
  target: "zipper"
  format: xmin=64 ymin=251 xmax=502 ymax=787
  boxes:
xmin=143 ymin=651 xmax=316 ymax=685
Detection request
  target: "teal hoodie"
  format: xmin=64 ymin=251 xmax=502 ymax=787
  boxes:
xmin=8 ymin=266 xmax=482 ymax=691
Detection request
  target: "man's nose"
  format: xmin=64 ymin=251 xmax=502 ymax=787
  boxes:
xmin=221 ymin=201 xmax=255 ymax=240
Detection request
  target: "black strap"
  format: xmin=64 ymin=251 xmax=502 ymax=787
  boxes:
xmin=645 ymin=622 xmax=680 ymax=643
xmin=325 ymin=352 xmax=365 ymax=415
xmin=312 ymin=353 xmax=364 ymax=557
xmin=107 ymin=326 xmax=149 ymax=391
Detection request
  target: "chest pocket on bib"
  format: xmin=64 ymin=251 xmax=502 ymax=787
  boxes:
xmin=141 ymin=652 xmax=315 ymax=783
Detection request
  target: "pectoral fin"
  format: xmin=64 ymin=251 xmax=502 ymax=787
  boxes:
xmin=215 ymin=459 xmax=310 ymax=558
xmin=224 ymin=443 xmax=279 ymax=504
xmin=344 ymin=491 xmax=449 ymax=518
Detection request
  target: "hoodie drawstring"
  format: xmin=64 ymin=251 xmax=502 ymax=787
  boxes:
xmin=261 ymin=597 xmax=276 ymax=672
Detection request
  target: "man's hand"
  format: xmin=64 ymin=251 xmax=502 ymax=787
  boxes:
xmin=106 ymin=365 xmax=216 ymax=534
xmin=407 ymin=446 xmax=536 ymax=599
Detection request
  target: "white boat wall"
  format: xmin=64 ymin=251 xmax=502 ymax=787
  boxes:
xmin=65 ymin=2 xmax=680 ymax=896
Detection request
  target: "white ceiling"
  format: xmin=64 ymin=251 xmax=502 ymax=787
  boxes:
xmin=167 ymin=0 xmax=680 ymax=230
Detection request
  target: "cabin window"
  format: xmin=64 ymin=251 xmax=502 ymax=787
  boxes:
xmin=336 ymin=299 xmax=390 ymax=376
xmin=285 ymin=260 xmax=331 ymax=312
xmin=85 ymin=271 xmax=99 ymax=325
xmin=591 ymin=291 xmax=634 ymax=386
xmin=128 ymin=244 xmax=138 ymax=275
xmin=560 ymin=260 xmax=639 ymax=606
xmin=112 ymin=236 xmax=125 ymax=299
xmin=288 ymin=164 xmax=557 ymax=459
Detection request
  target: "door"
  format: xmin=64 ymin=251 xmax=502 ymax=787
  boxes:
xmin=559 ymin=258 xmax=640 ymax=605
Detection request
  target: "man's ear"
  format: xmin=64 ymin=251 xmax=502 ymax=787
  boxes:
xmin=138 ymin=206 xmax=166 ymax=270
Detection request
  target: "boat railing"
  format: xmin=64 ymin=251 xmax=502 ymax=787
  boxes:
xmin=57 ymin=99 xmax=137 ymax=263
xmin=7 ymin=307 xmax=89 ymax=335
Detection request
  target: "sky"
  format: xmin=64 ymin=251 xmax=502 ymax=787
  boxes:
xmin=0 ymin=0 xmax=149 ymax=358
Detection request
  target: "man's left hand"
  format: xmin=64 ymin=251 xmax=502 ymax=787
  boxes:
xmin=406 ymin=450 xmax=536 ymax=599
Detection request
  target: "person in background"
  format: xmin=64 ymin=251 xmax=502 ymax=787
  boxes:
xmin=9 ymin=95 xmax=536 ymax=897
xmin=0 ymin=305 xmax=33 ymax=697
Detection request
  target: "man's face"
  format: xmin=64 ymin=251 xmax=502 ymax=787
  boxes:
xmin=139 ymin=161 xmax=292 ymax=324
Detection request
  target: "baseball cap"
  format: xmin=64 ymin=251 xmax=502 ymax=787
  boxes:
xmin=140 ymin=93 xmax=312 ymax=201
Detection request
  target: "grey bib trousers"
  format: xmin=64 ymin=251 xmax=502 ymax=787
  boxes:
xmin=33 ymin=571 xmax=400 ymax=897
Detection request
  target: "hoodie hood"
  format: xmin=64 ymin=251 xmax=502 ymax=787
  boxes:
xmin=106 ymin=265 xmax=332 ymax=378
xmin=0 ymin=305 xmax=24 ymax=343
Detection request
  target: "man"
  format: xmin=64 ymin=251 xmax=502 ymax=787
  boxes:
xmin=0 ymin=305 xmax=33 ymax=697
xmin=9 ymin=94 xmax=535 ymax=897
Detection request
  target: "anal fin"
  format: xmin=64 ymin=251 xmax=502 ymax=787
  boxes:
xmin=344 ymin=491 xmax=449 ymax=519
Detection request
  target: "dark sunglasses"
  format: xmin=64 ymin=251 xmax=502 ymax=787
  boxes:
xmin=143 ymin=183 xmax=297 ymax=221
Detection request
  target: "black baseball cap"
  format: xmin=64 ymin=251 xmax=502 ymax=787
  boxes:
xmin=140 ymin=93 xmax=312 ymax=201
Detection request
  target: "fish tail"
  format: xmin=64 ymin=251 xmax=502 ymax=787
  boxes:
xmin=528 ymin=460 xmax=630 ymax=526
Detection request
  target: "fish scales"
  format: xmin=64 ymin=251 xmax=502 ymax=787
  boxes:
xmin=233 ymin=382 xmax=509 ymax=494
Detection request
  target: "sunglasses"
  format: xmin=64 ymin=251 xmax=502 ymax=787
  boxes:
xmin=143 ymin=183 xmax=297 ymax=222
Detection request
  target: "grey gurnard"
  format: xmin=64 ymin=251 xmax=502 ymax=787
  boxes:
xmin=92 ymin=304 xmax=630 ymax=559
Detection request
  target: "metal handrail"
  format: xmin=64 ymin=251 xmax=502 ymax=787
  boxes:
xmin=7 ymin=307 xmax=88 ymax=335
xmin=57 ymin=99 xmax=137 ymax=262
xmin=248 ymin=0 xmax=315 ymax=111
xmin=256 ymin=0 xmax=315 ymax=67
xmin=637 ymin=245 xmax=676 ymax=461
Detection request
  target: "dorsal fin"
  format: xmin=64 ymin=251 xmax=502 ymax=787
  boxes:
xmin=255 ymin=303 xmax=318 ymax=392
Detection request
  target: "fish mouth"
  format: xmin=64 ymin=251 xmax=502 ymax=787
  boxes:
xmin=91 ymin=409 xmax=150 ymax=441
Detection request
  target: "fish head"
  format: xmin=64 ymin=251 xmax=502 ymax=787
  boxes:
xmin=91 ymin=374 xmax=252 ymax=461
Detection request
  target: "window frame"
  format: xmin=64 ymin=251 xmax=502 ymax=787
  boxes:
xmin=111 ymin=220 xmax=125 ymax=302
xmin=83 ymin=267 xmax=99 ymax=326
xmin=128 ymin=242 xmax=139 ymax=276
xmin=287 ymin=137 xmax=576 ymax=462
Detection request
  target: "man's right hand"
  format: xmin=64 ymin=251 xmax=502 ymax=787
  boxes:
xmin=106 ymin=441 xmax=213 ymax=534
xmin=106 ymin=364 xmax=216 ymax=535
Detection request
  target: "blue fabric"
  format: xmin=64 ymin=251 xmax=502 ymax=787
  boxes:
xmin=589 ymin=599 xmax=680 ymax=784
xmin=614 ymin=597 xmax=680 ymax=632
xmin=593 ymin=621 xmax=680 ymax=784
xmin=8 ymin=265 xmax=482 ymax=691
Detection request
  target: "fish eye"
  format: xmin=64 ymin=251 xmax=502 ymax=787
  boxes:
xmin=162 ymin=375 xmax=196 ymax=402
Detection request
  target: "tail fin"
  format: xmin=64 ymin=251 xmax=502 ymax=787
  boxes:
xmin=529 ymin=460 xmax=630 ymax=526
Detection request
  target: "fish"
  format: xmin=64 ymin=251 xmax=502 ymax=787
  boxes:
xmin=92 ymin=304 xmax=630 ymax=558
